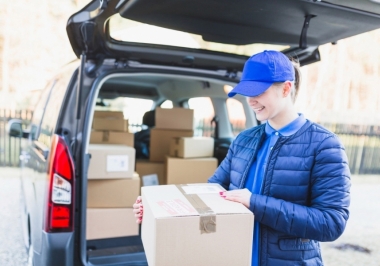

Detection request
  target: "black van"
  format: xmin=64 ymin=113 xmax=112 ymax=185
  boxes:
xmin=8 ymin=0 xmax=380 ymax=265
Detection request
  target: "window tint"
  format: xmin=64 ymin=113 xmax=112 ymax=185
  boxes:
xmin=188 ymin=97 xmax=215 ymax=137
xmin=226 ymin=98 xmax=246 ymax=136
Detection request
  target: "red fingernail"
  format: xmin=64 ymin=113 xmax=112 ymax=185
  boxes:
xmin=221 ymin=195 xmax=226 ymax=198
xmin=219 ymin=191 xmax=224 ymax=195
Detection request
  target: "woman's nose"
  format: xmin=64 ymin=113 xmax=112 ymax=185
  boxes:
xmin=247 ymin=97 xmax=257 ymax=104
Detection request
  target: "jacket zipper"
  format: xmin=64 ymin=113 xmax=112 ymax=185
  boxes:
xmin=257 ymin=137 xmax=288 ymax=266
xmin=238 ymin=127 xmax=266 ymax=189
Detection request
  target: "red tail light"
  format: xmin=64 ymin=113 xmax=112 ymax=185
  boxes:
xmin=44 ymin=134 xmax=75 ymax=233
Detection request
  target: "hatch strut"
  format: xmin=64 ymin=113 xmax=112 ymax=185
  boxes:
xmin=299 ymin=15 xmax=316 ymax=49
xmin=76 ymin=52 xmax=86 ymax=120
xmin=73 ymin=20 xmax=93 ymax=162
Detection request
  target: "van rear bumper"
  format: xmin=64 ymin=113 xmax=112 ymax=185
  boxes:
xmin=35 ymin=231 xmax=74 ymax=266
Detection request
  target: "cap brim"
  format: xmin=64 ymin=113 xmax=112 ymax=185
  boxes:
xmin=228 ymin=80 xmax=273 ymax=97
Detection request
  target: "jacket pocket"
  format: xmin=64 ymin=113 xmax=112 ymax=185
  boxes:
xmin=278 ymin=238 xmax=316 ymax=251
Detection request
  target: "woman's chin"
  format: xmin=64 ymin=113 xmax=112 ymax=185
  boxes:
xmin=255 ymin=113 xmax=268 ymax=122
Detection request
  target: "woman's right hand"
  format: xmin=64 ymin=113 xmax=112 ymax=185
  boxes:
xmin=133 ymin=196 xmax=143 ymax=224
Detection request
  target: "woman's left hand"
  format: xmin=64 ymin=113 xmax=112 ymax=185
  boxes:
xmin=220 ymin=188 xmax=252 ymax=208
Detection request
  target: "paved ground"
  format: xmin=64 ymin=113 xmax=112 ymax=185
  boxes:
xmin=0 ymin=167 xmax=379 ymax=266
xmin=320 ymin=175 xmax=380 ymax=266
xmin=0 ymin=168 xmax=28 ymax=266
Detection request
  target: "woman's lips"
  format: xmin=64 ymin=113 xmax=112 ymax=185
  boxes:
xmin=253 ymin=106 xmax=265 ymax=112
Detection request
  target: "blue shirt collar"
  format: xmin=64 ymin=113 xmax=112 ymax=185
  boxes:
xmin=265 ymin=113 xmax=307 ymax=137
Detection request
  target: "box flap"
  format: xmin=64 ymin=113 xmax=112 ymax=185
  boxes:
xmin=142 ymin=184 xmax=252 ymax=219
xmin=142 ymin=185 xmax=199 ymax=218
xmin=197 ymin=194 xmax=252 ymax=215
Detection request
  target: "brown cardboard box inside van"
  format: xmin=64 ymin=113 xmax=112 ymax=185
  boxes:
xmin=155 ymin=107 xmax=194 ymax=130
xmin=87 ymin=173 xmax=140 ymax=208
xmin=86 ymin=208 xmax=138 ymax=240
xmin=88 ymin=144 xmax=135 ymax=179
xmin=92 ymin=117 xmax=128 ymax=132
xmin=169 ymin=137 xmax=214 ymax=158
xmin=90 ymin=130 xmax=134 ymax=146
xmin=136 ymin=160 xmax=165 ymax=185
xmin=149 ymin=129 xmax=193 ymax=162
xmin=166 ymin=156 xmax=218 ymax=184
xmin=94 ymin=110 xmax=124 ymax=119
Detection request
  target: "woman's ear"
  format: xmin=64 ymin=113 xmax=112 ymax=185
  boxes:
xmin=282 ymin=81 xmax=292 ymax=98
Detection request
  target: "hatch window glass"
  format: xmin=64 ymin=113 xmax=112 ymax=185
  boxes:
xmin=109 ymin=15 xmax=288 ymax=57
xmin=188 ymin=97 xmax=215 ymax=137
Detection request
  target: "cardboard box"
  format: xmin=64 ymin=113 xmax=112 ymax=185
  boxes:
xmin=150 ymin=129 xmax=193 ymax=162
xmin=166 ymin=157 xmax=218 ymax=184
xmin=169 ymin=137 xmax=214 ymax=158
xmin=92 ymin=117 xmax=128 ymax=132
xmin=86 ymin=208 xmax=139 ymax=240
xmin=94 ymin=110 xmax=124 ymax=119
xmin=141 ymin=184 xmax=253 ymax=266
xmin=136 ymin=160 xmax=165 ymax=185
xmin=90 ymin=130 xmax=134 ymax=146
xmin=87 ymin=173 xmax=140 ymax=208
xmin=88 ymin=144 xmax=135 ymax=179
xmin=155 ymin=107 xmax=194 ymax=130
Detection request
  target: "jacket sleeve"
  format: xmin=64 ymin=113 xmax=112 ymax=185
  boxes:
xmin=250 ymin=135 xmax=351 ymax=242
xmin=207 ymin=142 xmax=235 ymax=190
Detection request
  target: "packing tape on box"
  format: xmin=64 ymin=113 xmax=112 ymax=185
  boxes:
xmin=176 ymin=185 xmax=216 ymax=234
xmin=102 ymin=131 xmax=110 ymax=142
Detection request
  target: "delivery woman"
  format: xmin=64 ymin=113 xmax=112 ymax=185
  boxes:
xmin=134 ymin=50 xmax=351 ymax=266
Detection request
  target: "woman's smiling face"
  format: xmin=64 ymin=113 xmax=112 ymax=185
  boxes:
xmin=246 ymin=82 xmax=291 ymax=123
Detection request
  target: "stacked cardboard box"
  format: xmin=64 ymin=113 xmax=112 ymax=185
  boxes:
xmin=166 ymin=137 xmax=217 ymax=184
xmin=92 ymin=110 xmax=128 ymax=131
xmin=86 ymin=144 xmax=139 ymax=240
xmin=149 ymin=108 xmax=194 ymax=162
xmin=169 ymin=137 xmax=214 ymax=158
xmin=141 ymin=183 xmax=254 ymax=266
xmin=90 ymin=111 xmax=133 ymax=146
xmin=136 ymin=160 xmax=165 ymax=186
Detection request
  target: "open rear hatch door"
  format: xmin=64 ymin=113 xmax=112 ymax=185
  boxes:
xmin=67 ymin=0 xmax=380 ymax=70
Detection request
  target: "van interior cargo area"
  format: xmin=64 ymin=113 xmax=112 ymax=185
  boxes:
xmin=85 ymin=72 xmax=242 ymax=265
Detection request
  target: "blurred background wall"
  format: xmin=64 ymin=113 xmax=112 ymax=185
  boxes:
xmin=297 ymin=31 xmax=380 ymax=125
xmin=0 ymin=0 xmax=88 ymax=109
xmin=0 ymin=0 xmax=380 ymax=172
xmin=0 ymin=0 xmax=380 ymax=124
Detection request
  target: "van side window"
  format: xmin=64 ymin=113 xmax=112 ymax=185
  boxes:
xmin=188 ymin=97 xmax=215 ymax=137
xmin=38 ymin=78 xmax=70 ymax=148
xmin=29 ymin=81 xmax=56 ymax=140
xmin=226 ymin=98 xmax=246 ymax=136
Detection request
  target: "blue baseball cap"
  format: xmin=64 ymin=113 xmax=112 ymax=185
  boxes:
xmin=228 ymin=50 xmax=295 ymax=97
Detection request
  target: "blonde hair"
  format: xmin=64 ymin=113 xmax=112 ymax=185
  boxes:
xmin=273 ymin=59 xmax=302 ymax=102
xmin=290 ymin=59 xmax=301 ymax=103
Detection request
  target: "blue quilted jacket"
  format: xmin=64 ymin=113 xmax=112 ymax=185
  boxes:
xmin=208 ymin=120 xmax=351 ymax=266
